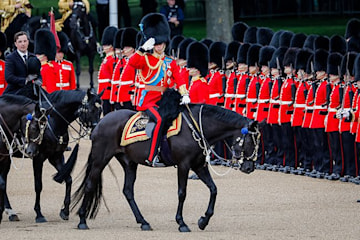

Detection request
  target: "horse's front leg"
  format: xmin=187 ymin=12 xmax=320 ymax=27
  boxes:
xmin=0 ymin=174 xmax=5 ymax=224
xmin=193 ymin=165 xmax=217 ymax=230
xmin=88 ymin=52 xmax=95 ymax=90
xmin=33 ymin=158 xmax=46 ymax=223
xmin=4 ymin=192 xmax=20 ymax=221
xmin=176 ymin=164 xmax=191 ymax=232
xmin=118 ymin=159 xmax=152 ymax=231
xmin=75 ymin=53 xmax=81 ymax=89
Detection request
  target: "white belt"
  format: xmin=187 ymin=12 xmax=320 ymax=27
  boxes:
xmin=270 ymin=99 xmax=280 ymax=104
xmin=293 ymin=104 xmax=306 ymax=108
xmin=56 ymin=82 xmax=70 ymax=87
xmin=120 ymin=80 xmax=133 ymax=85
xmin=328 ymin=108 xmax=338 ymax=112
xmin=0 ymin=84 xmax=4 ymax=88
xmin=98 ymin=78 xmax=111 ymax=83
xmin=209 ymin=93 xmax=221 ymax=99
xmin=305 ymin=106 xmax=314 ymax=110
xmin=225 ymin=93 xmax=235 ymax=98
xmin=246 ymin=98 xmax=257 ymax=103
xmin=235 ymin=94 xmax=245 ymax=98
xmin=135 ymin=83 xmax=145 ymax=88
xmin=280 ymin=101 xmax=293 ymax=105
xmin=111 ymin=80 xmax=120 ymax=84
xmin=313 ymin=105 xmax=327 ymax=110
xmin=257 ymin=99 xmax=269 ymax=103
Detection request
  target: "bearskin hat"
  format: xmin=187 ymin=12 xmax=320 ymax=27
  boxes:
xmin=136 ymin=31 xmax=143 ymax=49
xmin=283 ymin=48 xmax=298 ymax=67
xmin=243 ymin=26 xmax=258 ymax=44
xmin=314 ymin=35 xmax=329 ymax=51
xmin=306 ymin=54 xmax=314 ymax=74
xmin=327 ymin=52 xmax=343 ymax=76
xmin=237 ymin=43 xmax=250 ymax=64
xmin=279 ymin=31 xmax=294 ymax=48
xmin=295 ymin=49 xmax=313 ymax=71
xmin=57 ymin=31 xmax=69 ymax=54
xmin=209 ymin=41 xmax=226 ymax=67
xmin=169 ymin=35 xmax=185 ymax=57
xmin=224 ymin=41 xmax=241 ymax=62
xmin=290 ymin=33 xmax=307 ymax=48
xmin=314 ymin=49 xmax=329 ymax=72
xmin=200 ymin=38 xmax=213 ymax=49
xmin=34 ymin=29 xmax=56 ymax=61
xmin=139 ymin=13 xmax=170 ymax=45
xmin=347 ymin=36 xmax=360 ymax=53
xmin=0 ymin=31 xmax=7 ymax=53
xmin=27 ymin=55 xmax=41 ymax=75
xmin=187 ymin=41 xmax=209 ymax=77
xmin=329 ymin=35 xmax=346 ymax=55
xmin=345 ymin=18 xmax=360 ymax=39
xmin=257 ymin=27 xmax=274 ymax=46
xmin=113 ymin=28 xmax=125 ymax=49
xmin=354 ymin=54 xmax=360 ymax=80
xmin=269 ymin=47 xmax=288 ymax=69
xmin=341 ymin=52 xmax=357 ymax=76
xmin=246 ymin=44 xmax=261 ymax=66
xmin=120 ymin=27 xmax=138 ymax=49
xmin=269 ymin=30 xmax=284 ymax=48
xmin=259 ymin=46 xmax=276 ymax=67
xmin=178 ymin=38 xmax=195 ymax=60
xmin=102 ymin=26 xmax=117 ymax=46
xmin=303 ymin=34 xmax=318 ymax=51
xmin=231 ymin=21 xmax=249 ymax=42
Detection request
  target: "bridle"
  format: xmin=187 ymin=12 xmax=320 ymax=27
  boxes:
xmin=77 ymin=92 xmax=102 ymax=130
xmin=233 ymin=126 xmax=261 ymax=164
xmin=24 ymin=109 xmax=48 ymax=145
xmin=71 ymin=2 xmax=94 ymax=45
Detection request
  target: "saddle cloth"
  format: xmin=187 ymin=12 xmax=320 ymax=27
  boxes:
xmin=120 ymin=112 xmax=182 ymax=146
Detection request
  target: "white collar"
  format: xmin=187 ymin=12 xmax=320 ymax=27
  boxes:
xmin=17 ymin=49 xmax=28 ymax=57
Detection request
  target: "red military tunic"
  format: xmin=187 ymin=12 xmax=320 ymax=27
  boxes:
xmin=350 ymin=89 xmax=360 ymax=135
xmin=267 ymin=77 xmax=281 ymax=125
xmin=178 ymin=66 xmax=189 ymax=90
xmin=208 ymin=70 xmax=225 ymax=106
xmin=133 ymin=71 xmax=144 ymax=107
xmin=353 ymin=91 xmax=360 ymax=142
xmin=189 ymin=76 xmax=209 ymax=104
xmin=128 ymin=50 xmax=186 ymax=111
xmin=256 ymin=75 xmax=271 ymax=122
xmin=339 ymin=83 xmax=356 ymax=133
xmin=291 ymin=81 xmax=309 ymax=127
xmin=54 ymin=60 xmax=76 ymax=91
xmin=41 ymin=61 xmax=58 ymax=93
xmin=0 ymin=60 xmax=6 ymax=95
xmin=234 ymin=73 xmax=248 ymax=115
xmin=98 ymin=52 xmax=116 ymax=100
xmin=110 ymin=57 xmax=123 ymax=103
xmin=325 ymin=83 xmax=340 ymax=132
xmin=310 ymin=80 xmax=328 ymax=129
xmin=117 ymin=57 xmax=136 ymax=103
xmin=279 ymin=77 xmax=297 ymax=124
xmin=302 ymin=82 xmax=316 ymax=128
xmin=224 ymin=71 xmax=237 ymax=110
xmin=246 ymin=75 xmax=261 ymax=120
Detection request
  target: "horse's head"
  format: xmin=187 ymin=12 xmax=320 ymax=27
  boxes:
xmin=232 ymin=121 xmax=260 ymax=174
xmin=78 ymin=89 xmax=102 ymax=131
xmin=22 ymin=103 xmax=50 ymax=158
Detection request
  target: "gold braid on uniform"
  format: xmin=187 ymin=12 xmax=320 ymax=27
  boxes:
xmin=139 ymin=56 xmax=164 ymax=84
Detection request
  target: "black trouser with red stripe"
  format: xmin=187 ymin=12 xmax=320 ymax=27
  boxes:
xmin=146 ymin=106 xmax=163 ymax=162
xmin=294 ymin=126 xmax=306 ymax=169
xmin=302 ymin=128 xmax=314 ymax=171
xmin=341 ymin=131 xmax=356 ymax=176
xmin=281 ymin=122 xmax=296 ymax=167
xmin=328 ymin=131 xmax=342 ymax=175
xmin=311 ymin=128 xmax=330 ymax=173
xmin=270 ymin=124 xmax=284 ymax=166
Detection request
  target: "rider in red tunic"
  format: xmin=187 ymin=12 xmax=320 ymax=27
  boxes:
xmin=128 ymin=13 xmax=189 ymax=167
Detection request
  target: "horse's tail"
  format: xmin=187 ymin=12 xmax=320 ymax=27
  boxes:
xmin=70 ymin=149 xmax=103 ymax=219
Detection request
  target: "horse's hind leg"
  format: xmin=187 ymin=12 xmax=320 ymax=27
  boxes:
xmin=118 ymin=158 xmax=152 ymax=231
xmin=175 ymin=165 xmax=191 ymax=232
xmin=193 ymin=165 xmax=217 ymax=230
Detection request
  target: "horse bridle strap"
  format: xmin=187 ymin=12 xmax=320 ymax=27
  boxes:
xmin=0 ymin=113 xmax=14 ymax=139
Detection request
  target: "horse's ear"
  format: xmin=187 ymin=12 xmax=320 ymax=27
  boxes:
xmin=249 ymin=120 xmax=258 ymax=131
xmin=98 ymin=89 xmax=105 ymax=98
xmin=258 ymin=119 xmax=266 ymax=130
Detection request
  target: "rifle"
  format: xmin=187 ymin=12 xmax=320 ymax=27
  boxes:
xmin=255 ymin=62 xmax=260 ymax=99
xmin=268 ymin=61 xmax=274 ymax=94
xmin=244 ymin=64 xmax=250 ymax=100
xmin=233 ymin=59 xmax=238 ymax=99
xmin=338 ymin=66 xmax=344 ymax=111
xmin=275 ymin=57 xmax=282 ymax=99
xmin=308 ymin=61 xmax=317 ymax=106
xmin=290 ymin=63 xmax=296 ymax=106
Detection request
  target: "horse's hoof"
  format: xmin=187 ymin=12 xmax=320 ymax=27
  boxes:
xmin=9 ymin=214 xmax=20 ymax=222
xmin=36 ymin=216 xmax=47 ymax=223
xmin=60 ymin=209 xmax=69 ymax=220
xmin=78 ymin=223 xmax=89 ymax=230
xmin=141 ymin=223 xmax=152 ymax=231
xmin=198 ymin=216 xmax=207 ymax=230
xmin=178 ymin=225 xmax=191 ymax=232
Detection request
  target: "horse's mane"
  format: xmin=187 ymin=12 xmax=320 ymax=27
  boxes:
xmin=48 ymin=90 xmax=85 ymax=106
xmin=0 ymin=94 xmax=34 ymax=106
xmin=201 ymin=104 xmax=249 ymax=127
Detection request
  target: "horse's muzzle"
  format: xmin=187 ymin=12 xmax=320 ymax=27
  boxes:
xmin=240 ymin=160 xmax=255 ymax=174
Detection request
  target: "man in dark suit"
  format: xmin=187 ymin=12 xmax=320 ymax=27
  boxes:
xmin=4 ymin=31 xmax=35 ymax=94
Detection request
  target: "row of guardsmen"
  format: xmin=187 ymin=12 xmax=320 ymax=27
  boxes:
xmin=94 ymin=18 xmax=360 ymax=183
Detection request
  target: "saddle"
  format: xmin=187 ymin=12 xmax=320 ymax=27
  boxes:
xmin=120 ymin=111 xmax=182 ymax=147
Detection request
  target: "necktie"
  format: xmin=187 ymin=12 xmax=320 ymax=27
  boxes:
xmin=23 ymin=54 xmax=27 ymax=63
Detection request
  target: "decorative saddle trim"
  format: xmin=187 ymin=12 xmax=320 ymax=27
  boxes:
xmin=120 ymin=112 xmax=182 ymax=146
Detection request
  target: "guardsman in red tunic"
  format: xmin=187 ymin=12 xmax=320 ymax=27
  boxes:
xmin=0 ymin=32 xmax=7 ymax=95
xmin=323 ymin=53 xmax=343 ymax=181
xmin=223 ymin=41 xmax=240 ymax=111
xmin=128 ymin=13 xmax=189 ymax=167
xmin=255 ymin=46 xmax=276 ymax=169
xmin=234 ymin=43 xmax=250 ymax=116
xmin=291 ymin=49 xmax=313 ymax=175
xmin=98 ymin=26 xmax=117 ymax=115
xmin=278 ymin=48 xmax=298 ymax=173
xmin=208 ymin=41 xmax=226 ymax=107
xmin=308 ymin=49 xmax=330 ymax=178
xmin=266 ymin=47 xmax=288 ymax=170
xmin=187 ymin=41 xmax=209 ymax=104
xmin=177 ymin=38 xmax=194 ymax=89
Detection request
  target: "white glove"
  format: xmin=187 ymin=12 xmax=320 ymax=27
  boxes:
xmin=34 ymin=79 xmax=42 ymax=86
xmin=336 ymin=109 xmax=350 ymax=119
xmin=180 ymin=95 xmax=190 ymax=105
xmin=141 ymin=38 xmax=155 ymax=51
xmin=25 ymin=74 xmax=38 ymax=84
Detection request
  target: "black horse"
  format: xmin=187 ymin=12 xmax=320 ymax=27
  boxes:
xmin=4 ymin=87 xmax=103 ymax=223
xmin=63 ymin=0 xmax=98 ymax=90
xmin=0 ymin=94 xmax=49 ymax=223
xmin=71 ymin=103 xmax=260 ymax=232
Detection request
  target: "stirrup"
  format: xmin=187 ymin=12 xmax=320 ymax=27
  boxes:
xmin=146 ymin=156 xmax=166 ymax=167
